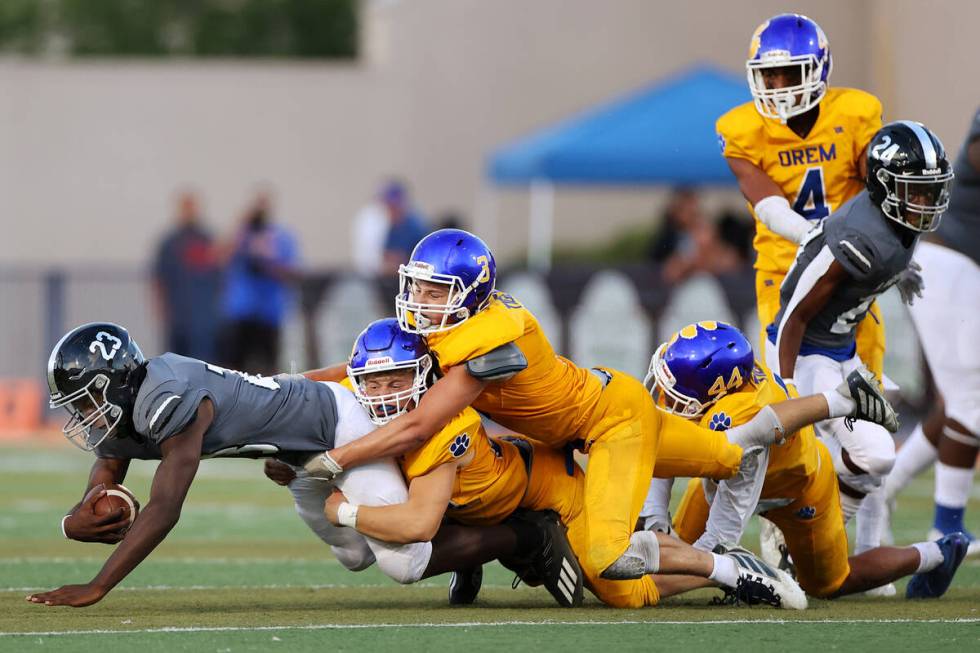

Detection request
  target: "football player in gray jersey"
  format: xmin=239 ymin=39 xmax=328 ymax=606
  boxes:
xmin=29 ymin=322 xmax=561 ymax=607
xmin=886 ymin=107 xmax=980 ymax=557
xmin=768 ymin=121 xmax=970 ymax=598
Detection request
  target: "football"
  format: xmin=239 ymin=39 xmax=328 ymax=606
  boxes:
xmin=93 ymin=484 xmax=139 ymax=529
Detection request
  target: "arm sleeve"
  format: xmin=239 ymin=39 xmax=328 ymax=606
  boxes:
xmin=694 ymin=447 xmax=770 ymax=552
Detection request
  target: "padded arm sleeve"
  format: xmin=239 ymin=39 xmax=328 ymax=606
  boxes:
xmin=754 ymin=195 xmax=815 ymax=244
xmin=465 ymin=342 xmax=528 ymax=381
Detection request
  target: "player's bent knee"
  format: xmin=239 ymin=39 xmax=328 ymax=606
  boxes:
xmin=860 ymin=451 xmax=895 ymax=479
xmin=331 ymin=546 xmax=375 ymax=572
xmin=375 ymin=544 xmax=431 ymax=585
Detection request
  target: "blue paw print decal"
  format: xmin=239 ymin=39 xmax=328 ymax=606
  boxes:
xmin=796 ymin=506 xmax=816 ymax=520
xmin=449 ymin=433 xmax=471 ymax=458
xmin=708 ymin=412 xmax=732 ymax=431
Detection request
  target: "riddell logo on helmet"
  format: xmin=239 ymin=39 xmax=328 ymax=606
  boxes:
xmin=921 ymin=168 xmax=941 ymax=175
xmin=365 ymin=357 xmax=394 ymax=367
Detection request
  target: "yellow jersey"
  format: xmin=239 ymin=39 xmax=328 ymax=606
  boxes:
xmin=698 ymin=364 xmax=818 ymax=483
xmin=717 ymin=87 xmax=882 ymax=274
xmin=399 ymin=406 xmax=528 ymax=525
xmin=426 ymin=291 xmax=602 ymax=446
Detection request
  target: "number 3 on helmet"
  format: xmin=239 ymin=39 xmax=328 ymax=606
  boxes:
xmin=395 ymin=228 xmax=497 ymax=334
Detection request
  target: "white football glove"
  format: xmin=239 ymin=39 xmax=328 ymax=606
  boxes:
xmin=304 ymin=451 xmax=343 ymax=481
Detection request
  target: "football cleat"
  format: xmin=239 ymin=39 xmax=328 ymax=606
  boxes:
xmin=842 ymin=367 xmax=899 ymax=433
xmin=448 ymin=566 xmax=483 ymax=605
xmin=502 ymin=510 xmax=583 ymax=608
xmin=862 ymin=582 xmax=897 ymax=597
xmin=713 ymin=544 xmax=807 ymax=610
xmin=758 ymin=517 xmax=785 ymax=570
xmin=927 ymin=528 xmax=980 ymax=559
xmin=906 ymin=532 xmax=970 ymax=599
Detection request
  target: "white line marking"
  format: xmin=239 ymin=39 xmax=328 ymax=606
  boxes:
xmin=2 ymin=619 xmax=978 ymax=637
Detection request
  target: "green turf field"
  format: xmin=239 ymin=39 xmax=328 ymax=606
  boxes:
xmin=1 ymin=444 xmax=978 ymax=652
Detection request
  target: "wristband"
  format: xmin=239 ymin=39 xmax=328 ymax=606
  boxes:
xmin=337 ymin=502 xmax=359 ymax=528
xmin=61 ymin=514 xmax=71 ymax=539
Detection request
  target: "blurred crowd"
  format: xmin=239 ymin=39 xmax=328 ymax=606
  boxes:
xmin=153 ymin=181 xmax=751 ymax=375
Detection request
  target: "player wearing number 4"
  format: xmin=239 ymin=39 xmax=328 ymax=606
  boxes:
xmin=718 ymin=13 xmax=894 ymax=378
xmin=30 ymin=322 xmax=561 ymax=607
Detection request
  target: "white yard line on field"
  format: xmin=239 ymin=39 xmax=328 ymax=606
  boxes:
xmin=1 ymin=618 xmax=978 ymax=637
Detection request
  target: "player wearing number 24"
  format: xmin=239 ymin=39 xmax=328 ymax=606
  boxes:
xmin=717 ymin=12 xmax=892 ymax=381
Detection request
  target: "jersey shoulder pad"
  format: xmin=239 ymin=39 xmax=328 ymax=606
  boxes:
xmin=831 ymin=88 xmax=883 ymax=120
xmin=133 ymin=357 xmax=203 ymax=444
xmin=466 ymin=341 xmax=528 ymax=381
xmin=429 ymin=297 xmax=526 ymax=367
xmin=716 ymin=102 xmax=764 ymax=163
xmin=403 ymin=408 xmax=482 ymax=478
xmin=700 ymin=388 xmax=763 ymax=432
xmin=826 ymin=215 xmax=879 ymax=280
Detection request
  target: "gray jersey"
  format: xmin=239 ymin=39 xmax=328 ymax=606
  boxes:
xmin=95 ymin=353 xmax=338 ymax=462
xmin=935 ymin=107 xmax=980 ymax=266
xmin=771 ymin=191 xmax=916 ymax=356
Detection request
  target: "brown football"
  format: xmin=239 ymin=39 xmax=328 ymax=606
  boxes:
xmin=93 ymin=484 xmax=139 ymax=529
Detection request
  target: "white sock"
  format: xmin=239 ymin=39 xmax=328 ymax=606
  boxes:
xmin=840 ymin=490 xmax=862 ymax=525
xmin=708 ymin=552 xmax=738 ymax=588
xmin=912 ymin=541 xmax=944 ymax=573
xmin=855 ymin=486 xmax=887 ymax=553
xmin=822 ymin=389 xmax=856 ymax=419
xmin=935 ymin=462 xmax=976 ymax=509
xmin=885 ymin=425 xmax=937 ymax=502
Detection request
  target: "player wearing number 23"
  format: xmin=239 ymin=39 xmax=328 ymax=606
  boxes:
xmin=716 ymin=13 xmax=884 ymax=377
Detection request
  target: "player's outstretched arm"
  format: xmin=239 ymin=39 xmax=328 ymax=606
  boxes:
xmin=325 ymin=462 xmax=456 ymax=544
xmin=27 ymin=400 xmax=213 ymax=608
xmin=329 ymin=365 xmax=487 ymax=469
xmin=776 ymin=259 xmax=849 ymax=380
xmin=727 ymin=157 xmax=813 ymax=244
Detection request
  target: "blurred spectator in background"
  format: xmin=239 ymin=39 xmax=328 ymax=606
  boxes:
xmin=152 ymin=190 xmax=220 ymax=360
xmin=647 ymin=188 xmax=742 ymax=284
xmin=380 ymin=180 xmax=429 ymax=276
xmin=436 ymin=209 xmax=466 ymax=231
xmin=716 ymin=209 xmax=755 ymax=264
xmin=219 ymin=189 xmax=299 ymax=376
xmin=351 ymin=183 xmax=390 ymax=278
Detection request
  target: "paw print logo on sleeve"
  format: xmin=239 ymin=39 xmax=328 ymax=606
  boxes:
xmin=449 ymin=433 xmax=471 ymax=458
xmin=708 ymin=412 xmax=732 ymax=431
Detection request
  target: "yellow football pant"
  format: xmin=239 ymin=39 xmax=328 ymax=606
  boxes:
xmin=673 ymin=439 xmax=851 ymax=597
xmin=577 ymin=369 xmax=744 ymax=577
xmin=521 ymin=442 xmax=660 ymax=608
xmin=755 ymin=269 xmax=885 ymax=381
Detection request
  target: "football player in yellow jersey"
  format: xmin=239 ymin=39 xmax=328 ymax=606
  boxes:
xmin=302 ymin=229 xmax=792 ymax=586
xmin=717 ymin=13 xmax=892 ymax=378
xmin=323 ymin=318 xmax=809 ymax=609
xmin=642 ymin=321 xmax=969 ymax=599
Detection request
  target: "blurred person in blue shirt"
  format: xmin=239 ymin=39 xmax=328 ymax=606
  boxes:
xmin=152 ymin=190 xmax=220 ymax=361
xmin=380 ymin=180 xmax=430 ymax=276
xmin=219 ymin=189 xmax=299 ymax=376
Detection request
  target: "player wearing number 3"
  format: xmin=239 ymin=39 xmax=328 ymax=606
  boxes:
xmin=716 ymin=13 xmax=886 ymax=378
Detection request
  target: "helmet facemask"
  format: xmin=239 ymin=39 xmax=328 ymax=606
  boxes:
xmin=49 ymin=374 xmax=123 ymax=451
xmin=348 ymin=354 xmax=433 ymax=426
xmin=875 ymin=167 xmax=953 ymax=232
xmin=643 ymin=343 xmax=713 ymax=418
xmin=746 ymin=55 xmax=829 ymax=123
xmin=395 ymin=262 xmax=492 ymax=335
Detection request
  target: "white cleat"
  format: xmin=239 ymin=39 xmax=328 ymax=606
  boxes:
xmin=863 ymin=582 xmax=897 ymax=597
xmin=714 ymin=544 xmax=807 ymax=610
xmin=759 ymin=517 xmax=784 ymax=568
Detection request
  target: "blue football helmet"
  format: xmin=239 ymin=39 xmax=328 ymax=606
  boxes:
xmin=746 ymin=13 xmax=832 ymax=122
xmin=644 ymin=321 xmax=754 ymax=418
xmin=395 ymin=228 xmax=497 ymax=334
xmin=347 ymin=318 xmax=433 ymax=425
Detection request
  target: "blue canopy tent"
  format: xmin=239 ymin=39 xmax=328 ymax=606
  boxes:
xmin=484 ymin=65 xmax=751 ymax=268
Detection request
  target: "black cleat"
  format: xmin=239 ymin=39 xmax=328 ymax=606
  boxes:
xmin=843 ymin=367 xmax=899 ymax=433
xmin=448 ymin=566 xmax=483 ymax=605
xmin=502 ymin=510 xmax=584 ymax=608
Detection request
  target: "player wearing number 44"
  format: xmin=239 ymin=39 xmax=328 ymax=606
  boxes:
xmin=30 ymin=322 xmax=565 ymax=608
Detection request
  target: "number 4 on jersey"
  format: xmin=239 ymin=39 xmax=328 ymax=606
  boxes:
xmin=793 ymin=167 xmax=830 ymax=220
